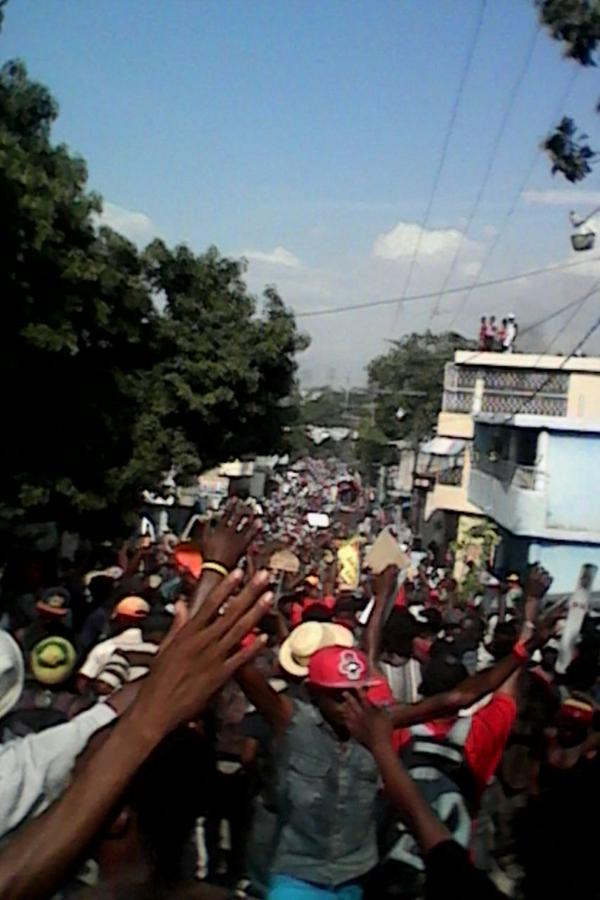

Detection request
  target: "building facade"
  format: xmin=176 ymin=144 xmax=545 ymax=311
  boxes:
xmin=469 ymin=414 xmax=600 ymax=594
xmin=421 ymin=350 xmax=600 ymax=572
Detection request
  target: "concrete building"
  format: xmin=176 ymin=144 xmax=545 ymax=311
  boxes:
xmin=421 ymin=350 xmax=600 ymax=560
xmin=469 ymin=414 xmax=600 ymax=594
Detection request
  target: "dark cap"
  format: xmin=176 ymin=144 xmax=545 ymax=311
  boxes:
xmin=37 ymin=587 xmax=70 ymax=618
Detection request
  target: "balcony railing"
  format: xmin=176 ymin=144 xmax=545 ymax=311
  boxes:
xmin=473 ymin=453 xmax=537 ymax=490
xmin=442 ymin=363 xmax=569 ymax=416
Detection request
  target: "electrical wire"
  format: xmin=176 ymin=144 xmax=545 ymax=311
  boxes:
xmin=499 ymin=281 xmax=600 ymax=421
xmin=445 ymin=66 xmax=580 ymax=329
xmin=428 ymin=24 xmax=542 ymax=324
xmin=393 ymin=0 xmax=487 ymax=324
xmin=295 ymin=255 xmax=599 ymax=318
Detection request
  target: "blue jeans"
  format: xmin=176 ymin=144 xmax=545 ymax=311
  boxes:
xmin=268 ymin=875 xmax=363 ymax=900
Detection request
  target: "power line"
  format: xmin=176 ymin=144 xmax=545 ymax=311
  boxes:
xmin=394 ymin=0 xmax=487 ymax=322
xmin=428 ymin=24 xmax=542 ymax=323
xmin=454 ymin=286 xmax=600 ymax=368
xmin=503 ymin=281 xmax=600 ymax=420
xmin=539 ymin=280 xmax=595 ymax=355
xmin=445 ymin=66 xmax=580 ymax=329
xmin=295 ymin=255 xmax=599 ymax=319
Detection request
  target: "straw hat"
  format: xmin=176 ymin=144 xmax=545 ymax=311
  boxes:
xmin=279 ymin=621 xmax=354 ymax=678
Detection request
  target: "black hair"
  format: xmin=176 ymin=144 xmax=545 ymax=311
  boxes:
xmin=564 ymin=637 xmax=600 ymax=692
xmin=420 ymin=644 xmax=468 ymax=696
xmin=335 ymin=595 xmax=362 ymax=616
xmin=380 ymin=609 xmax=419 ymax=658
xmin=87 ymin=575 xmax=114 ymax=608
xmin=302 ymin=603 xmax=333 ymax=623
xmin=140 ymin=614 xmax=173 ymax=642
xmin=122 ymin=726 xmax=213 ymax=885
xmin=488 ymin=621 xmax=518 ymax=661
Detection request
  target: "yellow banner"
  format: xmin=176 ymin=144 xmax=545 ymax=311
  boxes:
xmin=337 ymin=537 xmax=360 ymax=590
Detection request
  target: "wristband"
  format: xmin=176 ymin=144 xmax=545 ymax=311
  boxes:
xmin=202 ymin=561 xmax=230 ymax=578
xmin=512 ymin=640 xmax=530 ymax=663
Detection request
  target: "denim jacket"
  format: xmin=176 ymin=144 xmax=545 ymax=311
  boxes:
xmin=270 ymin=699 xmax=379 ymax=887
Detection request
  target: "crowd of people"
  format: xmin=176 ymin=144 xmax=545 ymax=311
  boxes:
xmin=0 ymin=485 xmax=598 ymax=900
xmin=478 ymin=315 xmax=518 ymax=353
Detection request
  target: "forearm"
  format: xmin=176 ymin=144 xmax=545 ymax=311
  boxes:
xmin=189 ymin=571 xmax=222 ymax=617
xmin=391 ymin=651 xmax=523 ymax=727
xmin=371 ymin=740 xmax=449 ymax=855
xmin=236 ymin=663 xmax=290 ymax=732
xmin=0 ymin=708 xmax=164 ymax=900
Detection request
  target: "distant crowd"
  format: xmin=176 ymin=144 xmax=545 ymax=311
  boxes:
xmin=479 ymin=314 xmax=518 ymax=353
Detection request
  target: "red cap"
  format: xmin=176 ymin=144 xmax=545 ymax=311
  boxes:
xmin=366 ymin=674 xmax=394 ymax=707
xmin=560 ymin=698 xmax=594 ymax=726
xmin=307 ymin=646 xmax=378 ymax=689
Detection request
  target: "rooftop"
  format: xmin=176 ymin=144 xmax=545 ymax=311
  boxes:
xmin=455 ymin=351 xmax=600 ymax=374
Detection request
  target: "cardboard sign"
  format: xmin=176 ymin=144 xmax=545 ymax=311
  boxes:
xmin=269 ymin=549 xmax=301 ymax=574
xmin=364 ymin=528 xmax=410 ymax=575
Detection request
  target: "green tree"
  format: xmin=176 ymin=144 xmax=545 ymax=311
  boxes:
xmin=139 ymin=242 xmax=309 ymax=481
xmin=536 ymin=0 xmax=599 ymax=181
xmin=0 ymin=59 xmax=307 ymax=535
xmin=365 ymin=331 xmax=473 ymax=448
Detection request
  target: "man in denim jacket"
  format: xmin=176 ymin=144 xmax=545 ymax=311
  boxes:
xmin=238 ymin=645 xmax=380 ymax=900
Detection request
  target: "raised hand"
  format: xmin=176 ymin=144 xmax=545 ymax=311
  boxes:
xmin=524 ymin=564 xmax=553 ymax=600
xmin=132 ymin=569 xmax=272 ymax=735
xmin=342 ymin=690 xmax=393 ymax=752
xmin=201 ymin=499 xmax=262 ymax=570
xmin=372 ymin=565 xmax=399 ymax=602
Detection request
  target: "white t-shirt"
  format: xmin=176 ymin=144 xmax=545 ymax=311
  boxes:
xmin=78 ymin=628 xmax=155 ymax=680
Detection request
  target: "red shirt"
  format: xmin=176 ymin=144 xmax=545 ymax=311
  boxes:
xmin=393 ymin=693 xmax=517 ymax=793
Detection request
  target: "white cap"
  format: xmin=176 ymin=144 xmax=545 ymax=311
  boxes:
xmin=508 ymin=313 xmax=515 ymax=319
xmin=0 ymin=631 xmax=24 ymax=720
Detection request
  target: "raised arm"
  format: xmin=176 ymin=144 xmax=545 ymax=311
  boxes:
xmin=389 ymin=650 xmax=524 ymax=727
xmin=343 ymin=695 xmax=448 ymax=855
xmin=236 ymin=659 xmax=293 ymax=735
xmin=0 ymin=571 xmax=271 ymax=900
xmin=362 ymin=565 xmax=398 ymax=668
xmin=391 ymin=576 xmax=562 ymax=729
xmin=189 ymin=500 xmax=262 ymax=616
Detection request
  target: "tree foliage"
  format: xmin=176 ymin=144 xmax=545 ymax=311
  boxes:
xmin=365 ymin=331 xmax=473 ymax=447
xmin=0 ymin=60 xmax=307 ymax=535
xmin=537 ymin=0 xmax=599 ymax=181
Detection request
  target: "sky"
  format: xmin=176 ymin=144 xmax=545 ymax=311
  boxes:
xmin=2 ymin=0 xmax=600 ymax=385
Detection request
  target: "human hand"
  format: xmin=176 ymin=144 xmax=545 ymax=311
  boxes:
xmin=130 ymin=569 xmax=272 ymax=737
xmin=524 ymin=564 xmax=553 ymax=600
xmin=201 ymin=500 xmax=262 ymax=571
xmin=531 ymin=597 xmax=567 ymax=648
xmin=342 ymin=690 xmax=393 ymax=752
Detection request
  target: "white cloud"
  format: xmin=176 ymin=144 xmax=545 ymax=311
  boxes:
xmin=462 ymin=260 xmax=482 ymax=278
xmin=372 ymin=221 xmax=480 ymax=261
xmin=242 ymin=246 xmax=302 ymax=269
xmin=96 ymin=201 xmax=156 ymax=245
xmin=523 ymin=189 xmax=600 ymax=207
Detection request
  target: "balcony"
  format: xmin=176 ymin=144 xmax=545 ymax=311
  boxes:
xmin=473 ymin=453 xmax=537 ymax=490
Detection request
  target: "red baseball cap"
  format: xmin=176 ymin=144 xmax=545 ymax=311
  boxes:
xmin=307 ymin=646 xmax=378 ymax=690
xmin=366 ymin=674 xmax=394 ymax=707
